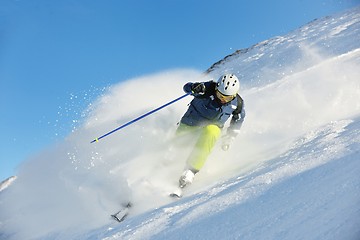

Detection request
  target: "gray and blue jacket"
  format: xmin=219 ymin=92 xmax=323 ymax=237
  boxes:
xmin=180 ymin=81 xmax=245 ymax=137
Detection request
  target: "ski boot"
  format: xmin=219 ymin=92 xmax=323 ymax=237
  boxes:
xmin=170 ymin=169 xmax=196 ymax=198
xmin=179 ymin=169 xmax=195 ymax=188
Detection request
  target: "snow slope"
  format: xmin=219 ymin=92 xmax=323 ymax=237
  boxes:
xmin=1 ymin=6 xmax=360 ymax=240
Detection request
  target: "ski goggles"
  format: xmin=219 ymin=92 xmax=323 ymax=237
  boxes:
xmin=215 ymin=90 xmax=236 ymax=103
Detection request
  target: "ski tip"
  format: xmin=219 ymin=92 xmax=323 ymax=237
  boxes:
xmin=90 ymin=138 xmax=99 ymax=144
xmin=111 ymin=204 xmax=131 ymax=223
xmin=169 ymin=192 xmax=182 ymax=199
xmin=170 ymin=187 xmax=183 ymax=199
xmin=111 ymin=214 xmax=128 ymax=223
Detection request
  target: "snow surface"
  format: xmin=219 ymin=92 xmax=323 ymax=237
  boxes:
xmin=1 ymin=6 xmax=360 ymax=240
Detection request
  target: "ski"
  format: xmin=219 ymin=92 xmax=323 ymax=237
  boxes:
xmin=169 ymin=192 xmax=182 ymax=198
xmin=111 ymin=211 xmax=128 ymax=223
xmin=111 ymin=202 xmax=132 ymax=223
xmin=169 ymin=187 xmax=183 ymax=199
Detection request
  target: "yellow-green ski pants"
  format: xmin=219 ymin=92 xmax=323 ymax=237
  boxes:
xmin=176 ymin=123 xmax=221 ymax=171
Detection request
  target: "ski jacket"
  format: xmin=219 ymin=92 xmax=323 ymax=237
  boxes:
xmin=180 ymin=81 xmax=245 ymax=137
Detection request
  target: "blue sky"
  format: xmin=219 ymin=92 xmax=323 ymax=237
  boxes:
xmin=0 ymin=0 xmax=358 ymax=181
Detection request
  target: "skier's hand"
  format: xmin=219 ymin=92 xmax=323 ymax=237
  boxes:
xmin=221 ymin=136 xmax=235 ymax=151
xmin=191 ymin=82 xmax=206 ymax=95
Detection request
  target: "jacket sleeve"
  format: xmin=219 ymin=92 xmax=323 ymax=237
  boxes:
xmin=227 ymin=95 xmax=245 ymax=138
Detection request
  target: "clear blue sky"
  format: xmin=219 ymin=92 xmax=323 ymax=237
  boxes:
xmin=0 ymin=0 xmax=358 ymax=181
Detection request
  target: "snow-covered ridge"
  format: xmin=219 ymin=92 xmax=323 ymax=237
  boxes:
xmin=0 ymin=176 xmax=17 ymax=193
xmin=206 ymin=6 xmax=360 ymax=88
xmin=0 ymin=6 xmax=360 ymax=240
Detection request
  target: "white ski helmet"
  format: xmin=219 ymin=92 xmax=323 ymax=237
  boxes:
xmin=216 ymin=74 xmax=240 ymax=96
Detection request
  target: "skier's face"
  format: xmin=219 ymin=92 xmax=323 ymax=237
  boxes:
xmin=215 ymin=90 xmax=235 ymax=104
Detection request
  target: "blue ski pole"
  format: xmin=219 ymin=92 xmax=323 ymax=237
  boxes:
xmin=90 ymin=92 xmax=191 ymax=143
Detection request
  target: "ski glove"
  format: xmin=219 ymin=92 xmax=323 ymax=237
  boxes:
xmin=191 ymin=82 xmax=206 ymax=95
xmin=221 ymin=135 xmax=235 ymax=151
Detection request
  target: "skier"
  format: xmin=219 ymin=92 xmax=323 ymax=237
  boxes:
xmin=175 ymin=73 xmax=245 ymax=191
